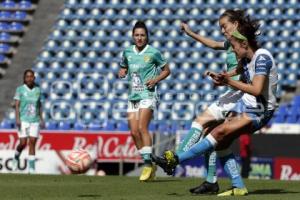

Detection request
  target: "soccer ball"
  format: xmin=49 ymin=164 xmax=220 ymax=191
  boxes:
xmin=65 ymin=149 xmax=93 ymax=174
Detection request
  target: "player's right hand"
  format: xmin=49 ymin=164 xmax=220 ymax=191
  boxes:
xmin=180 ymin=22 xmax=191 ymax=34
xmin=118 ymin=68 xmax=127 ymax=78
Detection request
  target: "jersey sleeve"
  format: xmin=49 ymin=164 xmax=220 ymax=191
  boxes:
xmin=154 ymin=51 xmax=167 ymax=68
xmin=120 ymin=51 xmax=128 ymax=68
xmin=14 ymin=87 xmax=21 ymax=100
xmin=255 ymin=54 xmax=273 ymax=76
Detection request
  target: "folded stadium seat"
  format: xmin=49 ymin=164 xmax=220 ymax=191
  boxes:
xmin=157 ymin=123 xmax=170 ymax=134
xmin=286 ymin=115 xmax=298 ymax=124
xmin=103 ymin=121 xmax=115 ymax=131
xmin=0 ymin=32 xmax=10 ymax=42
xmin=0 ymin=119 xmax=13 ymax=129
xmin=1 ymin=0 xmax=16 ymax=8
xmin=0 ymin=22 xmax=10 ymax=31
xmin=117 ymin=121 xmax=129 ymax=131
xmin=13 ymin=11 xmax=27 ymax=21
xmin=292 ymin=95 xmax=300 ymax=106
xmin=58 ymin=121 xmax=71 ymax=130
xmin=45 ymin=121 xmax=58 ymax=130
xmin=19 ymin=0 xmax=33 ymax=8
xmin=10 ymin=22 xmax=24 ymax=32
xmin=273 ymin=114 xmax=285 ymax=123
xmin=0 ymin=11 xmax=12 ymax=21
xmin=74 ymin=122 xmax=86 ymax=130
xmin=149 ymin=122 xmax=158 ymax=132
xmin=0 ymin=43 xmax=11 ymax=54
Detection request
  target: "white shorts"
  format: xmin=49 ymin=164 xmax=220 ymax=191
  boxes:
xmin=18 ymin=122 xmax=40 ymax=138
xmin=207 ymin=90 xmax=243 ymax=120
xmin=127 ymin=98 xmax=157 ymax=112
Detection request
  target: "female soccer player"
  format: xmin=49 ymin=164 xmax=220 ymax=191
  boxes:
xmin=178 ymin=9 xmax=246 ymax=194
xmin=12 ymin=69 xmax=44 ymax=174
xmin=154 ymin=15 xmax=277 ymax=196
xmin=118 ymin=21 xmax=170 ymax=181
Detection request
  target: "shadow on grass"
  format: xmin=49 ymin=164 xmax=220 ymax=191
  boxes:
xmin=151 ymin=179 xmax=181 ymax=183
xmin=251 ymin=189 xmax=300 ymax=195
xmin=167 ymin=193 xmax=185 ymax=197
xmin=78 ymin=194 xmax=102 ymax=198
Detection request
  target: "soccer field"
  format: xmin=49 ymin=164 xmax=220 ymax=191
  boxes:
xmin=0 ymin=174 xmax=300 ymax=200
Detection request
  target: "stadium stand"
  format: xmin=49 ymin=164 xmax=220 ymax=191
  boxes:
xmin=1 ymin=0 xmax=300 ymax=132
xmin=0 ymin=0 xmax=37 ymax=77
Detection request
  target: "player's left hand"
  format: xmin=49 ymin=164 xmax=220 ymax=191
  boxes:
xmin=218 ymin=71 xmax=230 ymax=84
xmin=145 ymin=79 xmax=158 ymax=89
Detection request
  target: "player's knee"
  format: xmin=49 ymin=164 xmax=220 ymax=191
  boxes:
xmin=138 ymin=125 xmax=148 ymax=135
xmin=19 ymin=140 xmax=27 ymax=148
xmin=130 ymin=130 xmax=140 ymax=138
xmin=211 ymin=125 xmax=229 ymax=141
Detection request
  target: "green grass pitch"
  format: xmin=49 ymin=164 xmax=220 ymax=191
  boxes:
xmin=0 ymin=174 xmax=299 ymax=200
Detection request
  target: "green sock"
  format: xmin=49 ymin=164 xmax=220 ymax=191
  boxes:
xmin=28 ymin=155 xmax=35 ymax=170
xmin=205 ymin=151 xmax=217 ymax=183
xmin=177 ymin=122 xmax=203 ymax=153
xmin=139 ymin=146 xmax=152 ymax=166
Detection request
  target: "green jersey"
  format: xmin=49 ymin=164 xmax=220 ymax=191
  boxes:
xmin=224 ymin=40 xmax=239 ymax=81
xmin=120 ymin=45 xmax=167 ymax=101
xmin=14 ymin=84 xmax=43 ymax=123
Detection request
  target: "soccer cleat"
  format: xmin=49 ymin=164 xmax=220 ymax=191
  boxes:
xmin=149 ymin=165 xmax=157 ymax=181
xmin=217 ymin=187 xmax=248 ymax=196
xmin=164 ymin=151 xmax=179 ymax=168
xmin=139 ymin=166 xmax=154 ymax=181
xmin=152 ymin=151 xmax=178 ymax=175
xmin=189 ymin=181 xmax=219 ymax=194
xmin=12 ymin=158 xmax=19 ymax=171
xmin=151 ymin=154 xmax=174 ymax=175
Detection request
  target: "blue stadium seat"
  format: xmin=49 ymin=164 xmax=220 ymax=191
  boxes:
xmin=14 ymin=11 xmax=27 ymax=20
xmin=18 ymin=1 xmax=300 ymax=128
xmin=19 ymin=0 xmax=33 ymax=9
xmin=58 ymin=121 xmax=71 ymax=130
xmin=74 ymin=122 xmax=86 ymax=130
xmin=0 ymin=32 xmax=11 ymax=42
xmin=0 ymin=22 xmax=10 ymax=31
xmin=45 ymin=121 xmax=58 ymax=130
xmin=0 ymin=119 xmax=13 ymax=129
xmin=1 ymin=0 xmax=16 ymax=8
xmin=10 ymin=22 xmax=24 ymax=31
xmin=0 ymin=43 xmax=10 ymax=53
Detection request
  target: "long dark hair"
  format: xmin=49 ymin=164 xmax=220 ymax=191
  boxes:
xmin=132 ymin=21 xmax=149 ymax=43
xmin=221 ymin=9 xmax=260 ymax=50
xmin=220 ymin=9 xmax=246 ymax=25
xmin=237 ymin=15 xmax=261 ymax=50
xmin=23 ymin=69 xmax=35 ymax=84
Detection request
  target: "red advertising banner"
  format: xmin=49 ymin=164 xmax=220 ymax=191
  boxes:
xmin=274 ymin=157 xmax=300 ymax=180
xmin=0 ymin=130 xmax=140 ymax=162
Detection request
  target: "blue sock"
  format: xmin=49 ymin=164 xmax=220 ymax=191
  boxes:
xmin=220 ymin=153 xmax=245 ymax=188
xmin=177 ymin=135 xmax=216 ymax=163
xmin=205 ymin=151 xmax=217 ymax=183
xmin=176 ymin=122 xmax=203 ymax=153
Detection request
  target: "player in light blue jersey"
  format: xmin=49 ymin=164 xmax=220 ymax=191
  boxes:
xmin=118 ymin=21 xmax=170 ymax=181
xmin=178 ymin=9 xmax=246 ymax=194
xmin=12 ymin=69 xmax=44 ymax=174
xmin=154 ymin=15 xmax=277 ymax=196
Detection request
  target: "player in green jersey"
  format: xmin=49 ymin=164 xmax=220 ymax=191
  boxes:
xmin=118 ymin=21 xmax=170 ymax=181
xmin=177 ymin=9 xmax=246 ymax=194
xmin=12 ymin=69 xmax=44 ymax=174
